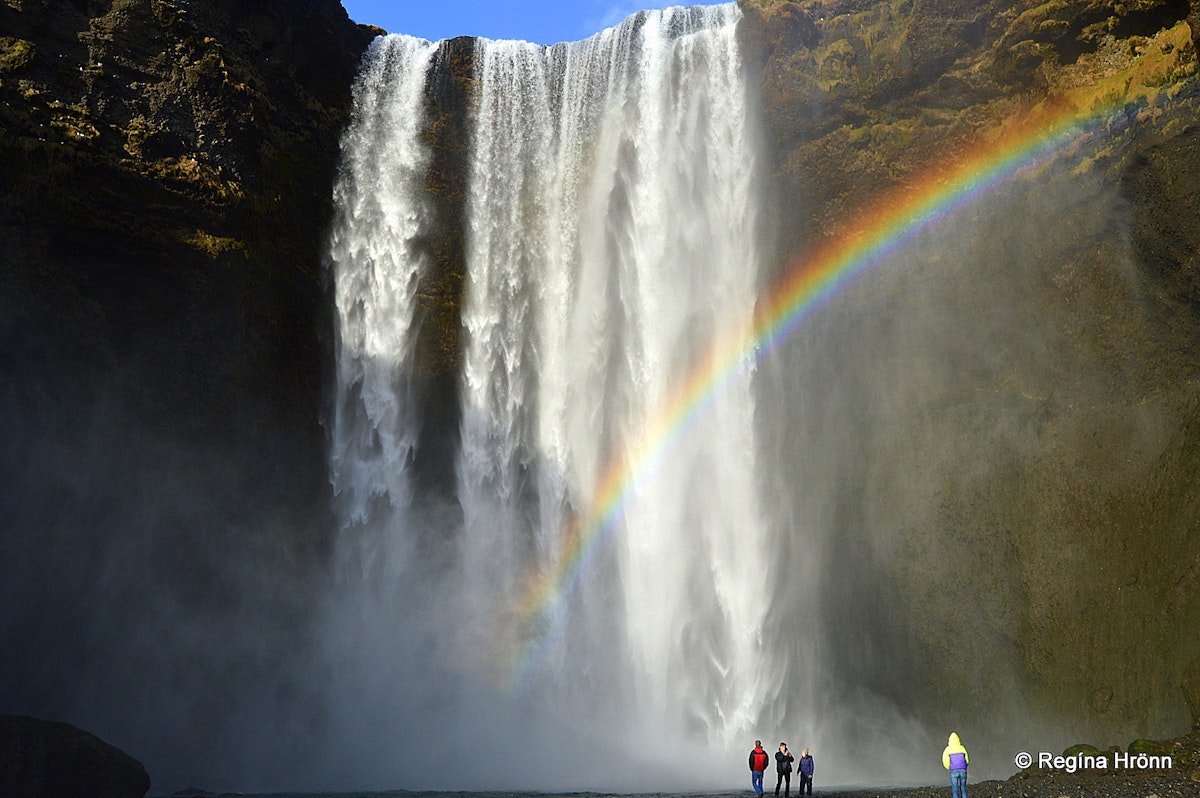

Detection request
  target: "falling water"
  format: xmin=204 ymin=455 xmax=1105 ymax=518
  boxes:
xmin=462 ymin=0 xmax=775 ymax=738
xmin=326 ymin=5 xmax=790 ymax=790
xmin=329 ymin=34 xmax=439 ymax=537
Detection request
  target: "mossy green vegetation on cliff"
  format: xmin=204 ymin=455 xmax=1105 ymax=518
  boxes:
xmin=1 ymin=0 xmax=373 ymax=433
xmin=741 ymin=0 xmax=1197 ymax=246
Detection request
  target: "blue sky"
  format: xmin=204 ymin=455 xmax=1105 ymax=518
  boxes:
xmin=340 ymin=0 xmax=727 ymax=46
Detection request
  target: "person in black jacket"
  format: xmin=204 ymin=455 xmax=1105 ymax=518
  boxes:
xmin=774 ymin=742 xmax=794 ymax=798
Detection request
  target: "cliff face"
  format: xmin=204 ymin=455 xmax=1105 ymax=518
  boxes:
xmin=741 ymin=0 xmax=1200 ymax=750
xmin=741 ymin=0 xmax=1199 ymax=251
xmin=0 ymin=0 xmax=374 ymax=779
xmin=1 ymin=0 xmax=372 ymax=431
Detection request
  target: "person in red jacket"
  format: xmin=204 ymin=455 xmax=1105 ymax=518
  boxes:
xmin=749 ymin=740 xmax=769 ymax=796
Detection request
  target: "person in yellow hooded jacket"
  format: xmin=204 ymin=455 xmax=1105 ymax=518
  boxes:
xmin=941 ymin=732 xmax=970 ymax=798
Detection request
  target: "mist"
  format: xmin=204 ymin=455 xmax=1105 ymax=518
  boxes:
xmin=755 ymin=144 xmax=1161 ymax=782
xmin=0 ymin=361 xmax=334 ymax=791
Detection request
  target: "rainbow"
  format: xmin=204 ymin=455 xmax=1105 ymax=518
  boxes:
xmin=502 ymin=95 xmax=1121 ymax=687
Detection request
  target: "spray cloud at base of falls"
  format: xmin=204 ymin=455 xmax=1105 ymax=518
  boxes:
xmin=324 ymin=4 xmax=806 ymax=790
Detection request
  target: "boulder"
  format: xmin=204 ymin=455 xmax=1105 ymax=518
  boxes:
xmin=0 ymin=715 xmax=150 ymax=798
xmin=1063 ymin=742 xmax=1103 ymax=757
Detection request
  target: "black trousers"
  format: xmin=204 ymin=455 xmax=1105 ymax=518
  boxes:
xmin=774 ymin=772 xmax=790 ymax=798
xmin=798 ymin=773 xmax=812 ymax=795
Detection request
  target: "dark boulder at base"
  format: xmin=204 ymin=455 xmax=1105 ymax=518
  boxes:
xmin=0 ymin=715 xmax=150 ymax=798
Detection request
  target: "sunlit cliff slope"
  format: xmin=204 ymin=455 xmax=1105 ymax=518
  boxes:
xmin=741 ymin=0 xmax=1200 ymax=752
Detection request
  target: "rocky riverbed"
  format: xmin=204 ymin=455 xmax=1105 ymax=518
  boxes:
xmin=826 ymin=772 xmax=1193 ymax=798
xmin=822 ymin=730 xmax=1200 ymax=798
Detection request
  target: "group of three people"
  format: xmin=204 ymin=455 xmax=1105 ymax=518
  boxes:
xmin=748 ymin=740 xmax=813 ymax=798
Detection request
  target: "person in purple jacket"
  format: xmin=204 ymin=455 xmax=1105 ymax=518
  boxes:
xmin=941 ymin=732 xmax=970 ymax=798
xmin=797 ymin=747 xmax=814 ymax=795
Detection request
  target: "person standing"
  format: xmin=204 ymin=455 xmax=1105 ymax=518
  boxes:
xmin=774 ymin=742 xmax=794 ymax=798
xmin=749 ymin=740 xmax=769 ymax=796
xmin=797 ymin=747 xmax=814 ymax=796
xmin=941 ymin=732 xmax=970 ymax=798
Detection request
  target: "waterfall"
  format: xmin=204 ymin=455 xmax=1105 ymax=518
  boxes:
xmin=329 ymin=34 xmax=439 ymax=538
xmin=326 ymin=5 xmax=786 ymax=789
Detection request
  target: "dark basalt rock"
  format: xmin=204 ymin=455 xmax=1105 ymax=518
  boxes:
xmin=0 ymin=0 xmax=375 ymax=782
xmin=0 ymin=3 xmax=377 ymax=520
xmin=0 ymin=714 xmax=150 ymax=798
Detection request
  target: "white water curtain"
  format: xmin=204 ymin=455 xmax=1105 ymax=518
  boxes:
xmin=327 ymin=6 xmax=782 ymax=788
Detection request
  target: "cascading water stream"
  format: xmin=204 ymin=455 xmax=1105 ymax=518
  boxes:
xmin=461 ymin=3 xmax=775 ymax=732
xmin=325 ymin=5 xmax=799 ymax=789
xmin=329 ymin=34 xmax=439 ymax=546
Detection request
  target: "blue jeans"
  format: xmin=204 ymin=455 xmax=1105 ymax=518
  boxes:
xmin=950 ymin=769 xmax=967 ymax=798
xmin=751 ymin=770 xmax=764 ymax=795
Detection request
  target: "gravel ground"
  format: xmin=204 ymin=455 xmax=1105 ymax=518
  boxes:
xmin=815 ymin=766 xmax=1200 ymax=798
